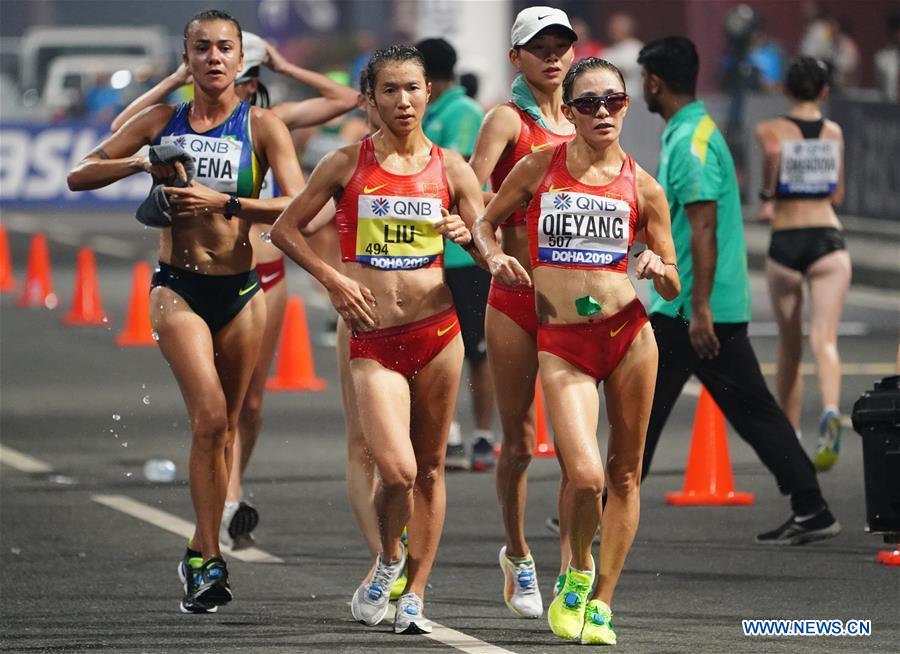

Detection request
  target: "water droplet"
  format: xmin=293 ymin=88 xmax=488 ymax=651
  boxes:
xmin=10 ymin=547 xmax=21 ymax=555
xmin=173 ymin=299 xmax=178 ymax=304
xmin=141 ymin=384 xmax=146 ymax=389
xmin=124 ymin=472 xmax=132 ymax=477
xmin=260 ymin=231 xmax=272 ymax=243
xmin=142 ymin=395 xmax=151 ymax=405
xmin=310 ymin=594 xmax=316 ymax=599
xmin=49 ymin=475 xmax=75 ymax=485
xmin=122 ymin=442 xmax=128 ymax=448
xmin=78 ymin=552 xmax=86 ymax=558
xmin=151 ymin=331 xmax=160 ymax=341
xmin=112 ymin=414 xmax=121 ymax=421
xmin=102 ymin=316 xmax=108 ymax=323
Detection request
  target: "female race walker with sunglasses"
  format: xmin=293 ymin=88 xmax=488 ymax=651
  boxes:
xmin=68 ymin=10 xmax=304 ymax=613
xmin=755 ymin=56 xmax=850 ymax=471
xmin=272 ymin=45 xmax=484 ymax=635
xmin=467 ymin=6 xmax=576 ymax=618
xmin=474 ymin=58 xmax=679 ymax=645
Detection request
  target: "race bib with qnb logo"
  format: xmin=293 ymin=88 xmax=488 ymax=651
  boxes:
xmin=778 ymin=139 xmax=839 ymax=196
xmin=355 ymin=195 xmax=443 ymax=270
xmin=160 ymin=134 xmax=243 ymax=194
xmin=537 ymin=191 xmax=630 ymax=267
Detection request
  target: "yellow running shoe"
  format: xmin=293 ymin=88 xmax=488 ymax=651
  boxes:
xmin=814 ymin=410 xmax=841 ymax=471
xmin=547 ymin=564 xmax=594 ymax=640
xmin=390 ymin=528 xmax=409 ymax=601
xmin=581 ymin=599 xmax=616 ymax=645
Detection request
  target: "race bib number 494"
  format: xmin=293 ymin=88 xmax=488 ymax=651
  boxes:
xmin=537 ymin=191 xmax=630 ymax=267
xmin=778 ymin=139 xmax=839 ymax=195
xmin=356 ymin=195 xmax=444 ymax=270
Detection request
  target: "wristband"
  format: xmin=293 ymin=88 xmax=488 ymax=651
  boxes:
xmin=758 ymin=189 xmax=775 ymax=202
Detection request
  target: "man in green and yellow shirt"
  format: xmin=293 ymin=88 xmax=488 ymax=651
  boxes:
xmin=638 ymin=37 xmax=838 ymax=545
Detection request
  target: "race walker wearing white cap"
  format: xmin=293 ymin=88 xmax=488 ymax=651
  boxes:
xmin=510 ymin=6 xmax=578 ymax=47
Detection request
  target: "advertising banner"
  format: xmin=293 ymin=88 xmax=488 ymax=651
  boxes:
xmin=0 ymin=122 xmax=150 ymax=207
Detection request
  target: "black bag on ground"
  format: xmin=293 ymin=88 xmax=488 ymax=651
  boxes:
xmin=852 ymin=375 xmax=900 ymax=539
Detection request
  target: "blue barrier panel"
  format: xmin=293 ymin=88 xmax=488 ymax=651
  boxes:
xmin=0 ymin=121 xmax=150 ymax=208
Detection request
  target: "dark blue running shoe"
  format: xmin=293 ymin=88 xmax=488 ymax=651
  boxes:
xmin=178 ymin=550 xmax=217 ymax=614
xmin=191 ymin=557 xmax=233 ymax=607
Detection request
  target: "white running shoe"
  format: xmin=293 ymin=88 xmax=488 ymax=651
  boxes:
xmin=499 ymin=546 xmax=543 ymax=618
xmin=350 ymin=548 xmax=407 ymax=626
xmin=394 ymin=592 xmax=433 ymax=634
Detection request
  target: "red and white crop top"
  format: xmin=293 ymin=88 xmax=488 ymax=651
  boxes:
xmin=336 ymin=136 xmax=451 ymax=270
xmin=490 ymin=103 xmax=573 ymax=228
xmin=527 ymin=143 xmax=640 ymax=273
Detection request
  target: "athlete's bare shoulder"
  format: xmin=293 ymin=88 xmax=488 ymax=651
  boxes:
xmin=821 ymin=119 xmax=843 ymax=142
xmin=634 ymin=162 xmax=665 ymax=202
xmin=481 ymin=103 xmax=521 ymax=140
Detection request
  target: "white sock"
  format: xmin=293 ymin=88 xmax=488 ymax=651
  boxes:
xmin=447 ymin=421 xmax=463 ymax=446
xmin=823 ymin=405 xmax=839 ymax=417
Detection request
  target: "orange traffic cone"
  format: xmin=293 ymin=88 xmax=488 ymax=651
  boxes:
xmin=666 ymin=386 xmax=754 ymax=505
xmin=266 ymin=296 xmax=327 ymax=391
xmin=0 ymin=223 xmax=16 ymax=293
xmin=877 ymin=547 xmax=900 ymax=566
xmin=16 ymin=232 xmax=57 ymax=308
xmin=63 ymin=247 xmax=108 ymax=326
xmin=534 ymin=380 xmax=556 ymax=457
xmin=116 ymin=261 xmax=156 ymax=346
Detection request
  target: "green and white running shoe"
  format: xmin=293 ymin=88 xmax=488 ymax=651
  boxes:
xmin=814 ymin=409 xmax=842 ymax=471
xmin=581 ymin=599 xmax=616 ymax=645
xmin=547 ymin=563 xmax=594 ymax=640
xmin=390 ymin=529 xmax=409 ymax=601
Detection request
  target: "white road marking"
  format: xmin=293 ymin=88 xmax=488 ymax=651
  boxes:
xmin=378 ymin=604 xmax=519 ymax=654
xmin=92 ymin=494 xmax=283 ymax=563
xmin=0 ymin=444 xmax=53 ymax=473
xmin=749 ymin=321 xmax=869 ymax=337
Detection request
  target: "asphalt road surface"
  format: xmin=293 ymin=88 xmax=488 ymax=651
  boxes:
xmin=2 ymin=211 xmax=898 ymax=653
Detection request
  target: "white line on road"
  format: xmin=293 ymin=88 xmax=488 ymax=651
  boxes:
xmin=92 ymin=494 xmax=283 ymax=564
xmin=381 ymin=604 xmax=519 ymax=654
xmin=0 ymin=444 xmax=53 ymax=473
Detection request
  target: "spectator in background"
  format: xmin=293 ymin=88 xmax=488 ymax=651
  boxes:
xmin=572 ymin=16 xmax=604 ymax=60
xmin=747 ymin=22 xmax=785 ymax=94
xmin=828 ymin=18 xmax=861 ymax=92
xmin=460 ymin=71 xmax=479 ymax=100
xmin=416 ymin=38 xmax=495 ymax=471
xmin=799 ymin=1 xmax=832 ymax=62
xmin=84 ymin=72 xmax=122 ymax=125
xmin=874 ymin=12 xmax=900 ymax=102
xmin=602 ymin=12 xmax=644 ymax=99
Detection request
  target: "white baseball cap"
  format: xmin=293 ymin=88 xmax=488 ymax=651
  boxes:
xmin=236 ymin=31 xmax=266 ymax=83
xmin=510 ymin=6 xmax=578 ymax=47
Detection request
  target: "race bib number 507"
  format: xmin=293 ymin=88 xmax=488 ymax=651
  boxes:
xmin=537 ymin=191 xmax=630 ymax=267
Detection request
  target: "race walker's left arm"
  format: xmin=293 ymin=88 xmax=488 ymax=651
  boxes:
xmin=636 ymin=168 xmax=680 ymax=301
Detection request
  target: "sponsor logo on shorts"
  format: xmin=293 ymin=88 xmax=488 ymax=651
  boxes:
xmin=437 ymin=320 xmax=458 ymax=337
xmin=238 ymin=281 xmax=258 ymax=296
xmin=610 ymin=320 xmax=629 ymax=337
xmin=260 ymin=272 xmax=281 ymax=285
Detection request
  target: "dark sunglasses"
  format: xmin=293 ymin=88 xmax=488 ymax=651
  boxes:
xmin=566 ymin=92 xmax=629 ymax=116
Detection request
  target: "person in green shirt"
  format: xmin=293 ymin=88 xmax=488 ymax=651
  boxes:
xmin=638 ymin=36 xmax=839 ymax=545
xmin=417 ymin=38 xmax=497 ymax=471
